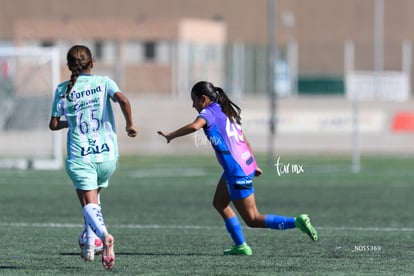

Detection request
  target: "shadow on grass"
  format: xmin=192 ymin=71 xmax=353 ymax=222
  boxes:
xmin=0 ymin=265 xmax=23 ymax=269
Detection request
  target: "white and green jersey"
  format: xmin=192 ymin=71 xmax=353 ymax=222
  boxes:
xmin=51 ymin=74 xmax=120 ymax=162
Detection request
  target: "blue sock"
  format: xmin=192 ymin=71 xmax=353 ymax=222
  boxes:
xmin=225 ymin=216 xmax=246 ymax=246
xmin=265 ymin=214 xmax=296 ymax=230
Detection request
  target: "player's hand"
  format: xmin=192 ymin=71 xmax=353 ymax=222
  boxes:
xmin=157 ymin=131 xmax=172 ymax=143
xmin=126 ymin=125 xmax=138 ymax=137
xmin=254 ymin=167 xmax=263 ymax=177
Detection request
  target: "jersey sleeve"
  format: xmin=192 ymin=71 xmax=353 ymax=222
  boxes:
xmin=198 ymin=107 xmax=215 ymax=128
xmin=50 ymin=83 xmax=66 ymax=117
xmin=104 ymin=77 xmax=121 ymax=99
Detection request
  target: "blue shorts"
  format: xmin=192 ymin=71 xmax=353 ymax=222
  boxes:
xmin=223 ymin=172 xmax=255 ymax=200
xmin=65 ymin=159 xmax=118 ymax=191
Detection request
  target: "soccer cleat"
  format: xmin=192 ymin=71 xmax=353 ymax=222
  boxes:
xmin=295 ymin=214 xmax=318 ymax=241
xmin=80 ymin=244 xmax=103 ymax=260
xmin=79 ymin=231 xmax=104 ymax=256
xmin=102 ymin=234 xmax=115 ymax=270
xmin=223 ymin=243 xmax=252 ymax=256
xmin=94 ymin=239 xmax=104 ymax=255
xmin=82 ymin=245 xmax=95 ymax=262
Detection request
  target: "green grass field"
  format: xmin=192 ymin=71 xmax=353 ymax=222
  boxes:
xmin=0 ymin=154 xmax=413 ymax=275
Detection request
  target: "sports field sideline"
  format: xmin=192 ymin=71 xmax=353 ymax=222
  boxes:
xmin=0 ymin=154 xmax=413 ymax=275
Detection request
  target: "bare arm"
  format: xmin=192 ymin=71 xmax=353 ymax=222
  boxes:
xmin=113 ymin=92 xmax=137 ymax=137
xmin=49 ymin=116 xmax=68 ymax=131
xmin=157 ymin=117 xmax=206 ymax=143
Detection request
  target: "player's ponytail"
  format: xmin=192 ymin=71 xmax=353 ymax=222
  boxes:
xmin=215 ymin=86 xmax=241 ymax=124
xmin=191 ymin=81 xmax=242 ymax=124
xmin=64 ymin=45 xmax=93 ymax=98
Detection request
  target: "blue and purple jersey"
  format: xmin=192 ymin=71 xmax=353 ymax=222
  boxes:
xmin=198 ymin=102 xmax=257 ymax=177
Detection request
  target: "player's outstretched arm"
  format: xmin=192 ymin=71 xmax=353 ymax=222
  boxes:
xmin=157 ymin=117 xmax=206 ymax=143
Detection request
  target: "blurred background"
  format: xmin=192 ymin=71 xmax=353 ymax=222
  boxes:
xmin=1 ymin=0 xmax=414 ymax=169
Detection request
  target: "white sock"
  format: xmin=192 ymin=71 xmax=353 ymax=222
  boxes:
xmin=84 ymin=221 xmax=99 ymax=247
xmin=83 ymin=203 xmax=108 ymax=241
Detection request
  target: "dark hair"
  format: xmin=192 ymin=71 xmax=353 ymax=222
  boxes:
xmin=191 ymin=81 xmax=242 ymax=124
xmin=64 ymin=45 xmax=93 ymax=98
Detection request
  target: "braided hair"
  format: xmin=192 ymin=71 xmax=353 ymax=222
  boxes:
xmin=191 ymin=81 xmax=242 ymax=124
xmin=63 ymin=45 xmax=93 ymax=98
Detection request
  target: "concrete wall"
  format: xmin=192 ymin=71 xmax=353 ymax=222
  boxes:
xmin=114 ymin=95 xmax=414 ymax=156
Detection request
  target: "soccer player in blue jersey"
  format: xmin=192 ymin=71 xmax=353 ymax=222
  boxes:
xmin=49 ymin=45 xmax=137 ymax=269
xmin=158 ymin=81 xmax=317 ymax=255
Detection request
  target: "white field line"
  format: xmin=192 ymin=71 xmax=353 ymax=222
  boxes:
xmin=0 ymin=222 xmax=413 ymax=232
xmin=317 ymin=226 xmax=414 ymax=232
xmin=130 ymin=168 xmax=208 ymax=178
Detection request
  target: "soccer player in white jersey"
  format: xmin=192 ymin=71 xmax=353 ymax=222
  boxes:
xmin=49 ymin=45 xmax=137 ymax=269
